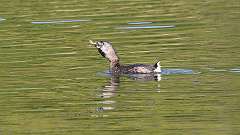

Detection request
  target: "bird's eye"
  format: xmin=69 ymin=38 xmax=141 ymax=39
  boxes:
xmin=100 ymin=41 xmax=105 ymax=45
xmin=97 ymin=41 xmax=104 ymax=46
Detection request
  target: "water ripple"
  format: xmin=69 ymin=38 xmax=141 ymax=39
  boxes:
xmin=128 ymin=21 xmax=153 ymax=25
xmin=0 ymin=17 xmax=6 ymax=22
xmin=0 ymin=60 xmax=31 ymax=64
xmin=31 ymin=19 xmax=90 ymax=24
xmin=208 ymin=68 xmax=240 ymax=73
xmin=229 ymin=68 xmax=240 ymax=73
xmin=161 ymin=69 xmax=195 ymax=75
xmin=117 ymin=25 xmax=175 ymax=29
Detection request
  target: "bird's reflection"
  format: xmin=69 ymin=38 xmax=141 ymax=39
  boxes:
xmin=125 ymin=73 xmax=162 ymax=82
xmin=95 ymin=73 xmax=161 ymax=113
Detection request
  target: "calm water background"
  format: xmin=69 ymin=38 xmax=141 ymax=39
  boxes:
xmin=0 ymin=0 xmax=240 ymax=134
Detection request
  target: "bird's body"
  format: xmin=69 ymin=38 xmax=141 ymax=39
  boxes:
xmin=90 ymin=40 xmax=161 ymax=74
xmin=118 ymin=64 xmax=155 ymax=74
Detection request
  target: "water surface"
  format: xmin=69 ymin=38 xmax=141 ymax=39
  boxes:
xmin=0 ymin=0 xmax=239 ymax=135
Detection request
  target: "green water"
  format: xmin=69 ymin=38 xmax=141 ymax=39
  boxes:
xmin=0 ymin=0 xmax=240 ymax=134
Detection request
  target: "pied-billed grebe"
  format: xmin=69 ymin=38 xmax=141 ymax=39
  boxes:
xmin=90 ymin=40 xmax=161 ymax=74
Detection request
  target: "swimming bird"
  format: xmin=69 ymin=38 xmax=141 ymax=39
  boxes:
xmin=90 ymin=40 xmax=161 ymax=74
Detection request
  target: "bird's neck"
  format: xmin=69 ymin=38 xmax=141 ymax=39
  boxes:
xmin=110 ymin=59 xmax=120 ymax=73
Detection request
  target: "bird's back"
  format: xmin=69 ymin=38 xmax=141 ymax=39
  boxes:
xmin=120 ymin=64 xmax=154 ymax=74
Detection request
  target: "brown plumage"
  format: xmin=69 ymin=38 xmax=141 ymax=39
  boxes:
xmin=90 ymin=40 xmax=161 ymax=74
